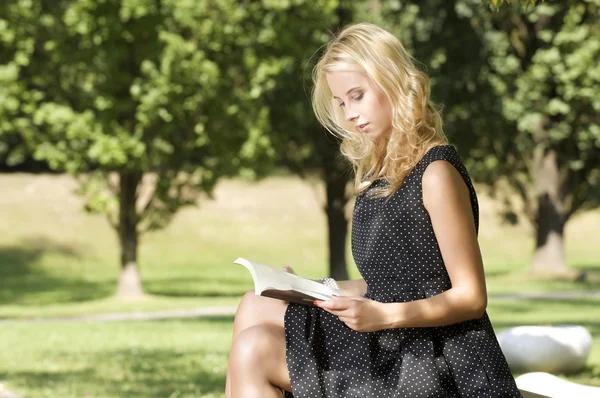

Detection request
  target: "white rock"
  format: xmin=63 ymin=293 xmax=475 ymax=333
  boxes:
xmin=497 ymin=325 xmax=592 ymax=374
xmin=516 ymin=372 xmax=600 ymax=398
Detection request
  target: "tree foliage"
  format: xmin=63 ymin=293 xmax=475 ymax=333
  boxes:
xmin=0 ymin=0 xmax=334 ymax=296
xmin=487 ymin=1 xmax=599 ymax=213
xmin=2 ymin=0 xmax=595 ymax=282
xmin=470 ymin=0 xmax=600 ymax=272
xmin=358 ymin=0 xmax=599 ymax=274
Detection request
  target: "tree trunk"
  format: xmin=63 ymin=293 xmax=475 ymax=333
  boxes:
xmin=117 ymin=170 xmax=144 ymax=299
xmin=317 ymin=123 xmax=351 ymax=280
xmin=314 ymin=0 xmax=355 ymax=280
xmin=323 ymin=151 xmax=350 ymax=280
xmin=532 ymin=147 xmax=569 ymax=274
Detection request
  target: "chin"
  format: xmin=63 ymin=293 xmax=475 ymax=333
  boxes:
xmin=368 ymin=131 xmax=385 ymax=141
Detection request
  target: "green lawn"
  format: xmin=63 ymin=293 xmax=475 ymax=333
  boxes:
xmin=0 ymin=300 xmax=599 ymax=398
xmin=1 ymin=173 xmax=599 ymax=396
xmin=0 ymin=318 xmax=232 ymax=398
xmin=1 ymin=173 xmax=599 ymax=319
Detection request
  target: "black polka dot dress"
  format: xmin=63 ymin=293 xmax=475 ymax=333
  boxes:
xmin=284 ymin=145 xmax=522 ymax=397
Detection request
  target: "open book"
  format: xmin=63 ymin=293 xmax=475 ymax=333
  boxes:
xmin=233 ymin=257 xmax=343 ymax=306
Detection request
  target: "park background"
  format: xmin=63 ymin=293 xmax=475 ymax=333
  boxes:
xmin=1 ymin=0 xmax=599 ymax=397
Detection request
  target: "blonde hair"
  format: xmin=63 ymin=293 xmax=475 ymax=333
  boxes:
xmin=312 ymin=22 xmax=447 ymax=197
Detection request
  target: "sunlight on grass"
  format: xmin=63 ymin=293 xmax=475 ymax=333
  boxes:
xmin=1 ymin=174 xmax=599 ymax=319
xmin=1 ymin=300 xmax=599 ymax=398
xmin=0 ymin=174 xmax=600 ymax=310
xmin=0 ymin=319 xmax=232 ymax=398
xmin=0 ymin=174 xmax=599 ymax=396
xmin=0 ymin=296 xmax=240 ymax=319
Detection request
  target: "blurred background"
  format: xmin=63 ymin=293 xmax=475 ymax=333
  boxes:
xmin=0 ymin=0 xmax=599 ymax=397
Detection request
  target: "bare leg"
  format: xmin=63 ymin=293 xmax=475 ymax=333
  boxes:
xmin=229 ymin=324 xmax=291 ymax=398
xmin=225 ymin=292 xmax=289 ymax=397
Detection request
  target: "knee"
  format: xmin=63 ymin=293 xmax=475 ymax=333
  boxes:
xmin=240 ymin=290 xmax=258 ymax=307
xmin=232 ymin=291 xmax=287 ymax=340
xmin=230 ymin=325 xmax=279 ymax=369
xmin=236 ymin=291 xmax=257 ymax=313
xmin=233 ymin=291 xmax=258 ymax=322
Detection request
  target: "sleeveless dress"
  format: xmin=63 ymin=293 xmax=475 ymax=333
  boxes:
xmin=284 ymin=145 xmax=522 ymax=398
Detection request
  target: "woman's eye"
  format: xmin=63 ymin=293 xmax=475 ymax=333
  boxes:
xmin=338 ymin=102 xmax=345 ymax=108
xmin=353 ymin=93 xmax=364 ymax=101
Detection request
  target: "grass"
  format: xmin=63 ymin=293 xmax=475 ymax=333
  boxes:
xmin=0 ymin=301 xmax=598 ymax=398
xmin=0 ymin=318 xmax=233 ymax=398
xmin=1 ymin=173 xmax=599 ymax=319
xmin=0 ymin=173 xmax=599 ymax=396
xmin=0 ymin=174 xmax=333 ymax=318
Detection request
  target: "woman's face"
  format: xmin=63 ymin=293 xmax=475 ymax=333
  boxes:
xmin=326 ymin=71 xmax=392 ymax=141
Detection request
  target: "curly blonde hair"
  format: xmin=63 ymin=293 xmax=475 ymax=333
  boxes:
xmin=312 ymin=23 xmax=447 ymax=197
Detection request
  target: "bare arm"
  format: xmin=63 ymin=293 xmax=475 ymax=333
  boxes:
xmin=383 ymin=160 xmax=487 ymax=328
xmin=316 ymin=160 xmax=488 ymax=332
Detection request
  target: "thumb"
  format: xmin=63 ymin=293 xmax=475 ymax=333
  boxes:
xmin=283 ymin=265 xmax=296 ymax=274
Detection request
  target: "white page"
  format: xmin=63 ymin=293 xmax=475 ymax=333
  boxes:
xmin=233 ymin=257 xmax=343 ymax=298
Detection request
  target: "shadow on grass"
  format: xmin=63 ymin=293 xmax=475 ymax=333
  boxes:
xmin=0 ymin=347 xmax=227 ymax=397
xmin=484 ymin=267 xmax=516 ymax=278
xmin=0 ymin=237 xmax=248 ymax=306
xmin=572 ymin=263 xmax=600 ymax=284
xmin=491 ymin=296 xmax=600 ymax=311
xmin=573 ymin=263 xmax=600 ymax=271
xmin=144 ymin=276 xmax=251 ymax=299
xmin=490 ymin=297 xmax=600 ymax=311
xmin=0 ymin=237 xmax=114 ymax=306
xmin=488 ymin=297 xmax=600 ymax=334
xmin=492 ymin=319 xmax=600 ymax=335
xmin=161 ymin=315 xmax=235 ymax=325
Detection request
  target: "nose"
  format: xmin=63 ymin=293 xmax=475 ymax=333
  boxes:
xmin=344 ymin=107 xmax=359 ymax=123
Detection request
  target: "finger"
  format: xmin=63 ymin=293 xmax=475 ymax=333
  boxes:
xmin=329 ymin=297 xmax=352 ymax=308
xmin=282 ymin=266 xmax=296 ymax=274
xmin=336 ymin=317 xmax=359 ymax=331
xmin=314 ymin=299 xmax=334 ymax=310
xmin=317 ymin=299 xmax=349 ymax=312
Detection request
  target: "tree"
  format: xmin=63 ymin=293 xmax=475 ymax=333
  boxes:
xmin=491 ymin=0 xmax=541 ymax=8
xmin=459 ymin=0 xmax=600 ymax=274
xmin=255 ymin=0 xmax=352 ymax=280
xmin=319 ymin=2 xmax=355 ymax=281
xmin=356 ymin=0 xmax=599 ymax=276
xmin=0 ymin=0 xmax=286 ymax=298
xmin=268 ymin=0 xmax=515 ymax=279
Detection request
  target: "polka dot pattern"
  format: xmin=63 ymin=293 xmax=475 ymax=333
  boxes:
xmin=284 ymin=145 xmax=522 ymax=397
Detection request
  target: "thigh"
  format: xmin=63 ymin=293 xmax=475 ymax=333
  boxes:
xmin=232 ymin=292 xmax=289 ymax=340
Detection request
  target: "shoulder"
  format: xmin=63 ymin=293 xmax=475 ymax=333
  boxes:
xmin=419 ymin=144 xmax=464 ymax=188
xmin=422 ymin=159 xmax=470 ymax=209
xmin=422 ymin=159 xmax=462 ymax=187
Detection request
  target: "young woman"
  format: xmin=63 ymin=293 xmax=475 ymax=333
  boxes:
xmin=226 ymin=22 xmax=523 ymax=398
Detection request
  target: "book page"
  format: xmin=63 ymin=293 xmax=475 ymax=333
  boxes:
xmin=233 ymin=257 xmax=343 ymax=300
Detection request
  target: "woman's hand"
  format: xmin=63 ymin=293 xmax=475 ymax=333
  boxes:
xmin=282 ymin=266 xmax=296 ymax=274
xmin=315 ymin=296 xmax=390 ymax=332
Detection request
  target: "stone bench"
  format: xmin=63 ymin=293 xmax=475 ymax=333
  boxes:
xmin=497 ymin=325 xmax=592 ymax=373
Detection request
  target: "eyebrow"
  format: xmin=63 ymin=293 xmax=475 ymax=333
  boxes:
xmin=333 ymin=86 xmax=362 ymax=100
